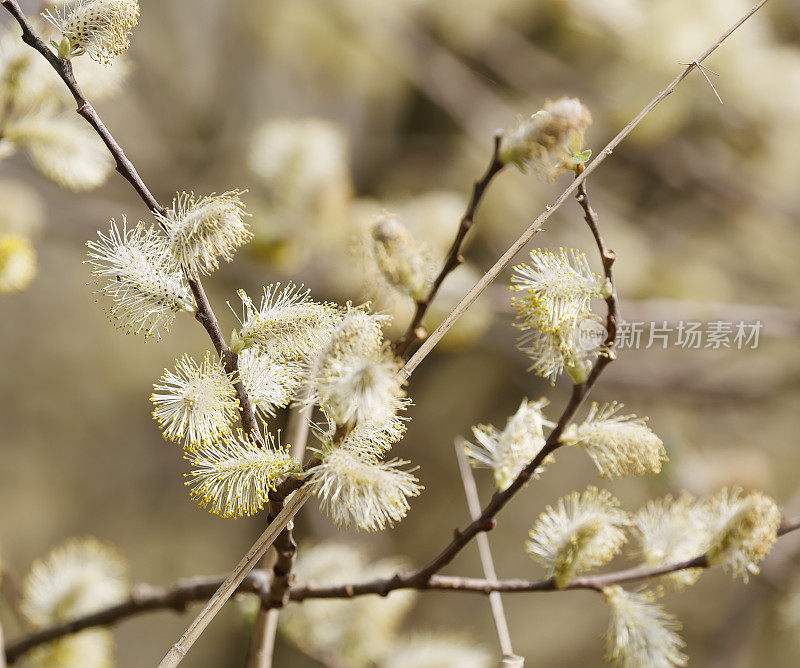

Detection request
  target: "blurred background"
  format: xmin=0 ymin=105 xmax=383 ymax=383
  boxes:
xmin=2 ymin=0 xmax=800 ymax=665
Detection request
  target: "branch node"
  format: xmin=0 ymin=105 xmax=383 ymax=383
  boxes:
xmin=480 ymin=519 xmax=497 ymax=533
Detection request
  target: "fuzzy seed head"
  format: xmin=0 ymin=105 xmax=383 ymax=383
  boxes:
xmin=466 ymin=398 xmax=553 ymax=491
xmin=159 ymin=191 xmax=252 ymax=276
xmin=86 ymin=218 xmax=196 ymax=340
xmin=603 ymin=586 xmax=687 ymax=668
xmin=704 ymin=487 xmax=781 ymax=581
xmin=21 ymin=537 xmax=128 ymax=626
xmin=526 ymin=486 xmax=630 ymax=587
xmin=185 ymin=431 xmax=297 ymax=518
xmin=309 ymin=447 xmax=422 ymax=532
xmin=151 ymin=352 xmax=239 ymax=447
xmin=236 ymin=283 xmax=341 ymax=361
xmin=511 ymin=248 xmax=604 ymax=383
xmin=45 ymin=0 xmax=140 ymax=64
xmin=339 ymin=416 xmax=408 ymax=458
xmin=560 ymin=402 xmax=667 ymax=479
xmin=501 ymin=97 xmax=592 ymax=179
xmin=0 ymin=234 xmax=37 ymax=293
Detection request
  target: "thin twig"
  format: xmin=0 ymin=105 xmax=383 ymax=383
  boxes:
xmin=8 ymin=515 xmax=800 ymax=665
xmin=575 ymin=166 xmax=620 ymax=357
xmin=454 ymin=439 xmax=517 ymax=660
xmin=400 ymin=0 xmax=771 ymax=379
xmin=393 ymin=134 xmax=504 ymax=357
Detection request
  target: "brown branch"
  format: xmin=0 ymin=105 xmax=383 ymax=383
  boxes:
xmin=574 ymin=172 xmax=619 ymax=388
xmin=9 ymin=515 xmax=800 ymax=664
xmin=575 ymin=166 xmax=619 ymax=349
xmin=0 ymin=0 xmax=262 ymax=443
xmin=393 ymin=133 xmax=504 ymax=357
xmin=4 ymin=571 xmax=273 ymax=664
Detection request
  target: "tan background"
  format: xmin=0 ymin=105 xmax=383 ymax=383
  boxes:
xmin=2 ymin=0 xmax=800 ymax=665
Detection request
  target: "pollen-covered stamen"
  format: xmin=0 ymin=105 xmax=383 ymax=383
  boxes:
xmin=44 ymin=0 xmax=140 ymax=64
xmin=236 ymin=348 xmax=303 ymax=423
xmin=511 ymin=248 xmax=603 ymax=328
xmin=466 ymin=398 xmax=553 ymax=491
xmin=236 ymin=283 xmax=341 ymax=361
xmin=526 ymin=486 xmax=630 ymax=587
xmin=703 ymin=487 xmax=781 ymax=581
xmin=158 ymin=190 xmax=252 ymax=277
xmin=309 ymin=447 xmax=422 ymax=532
xmin=560 ymin=402 xmax=667 ymax=479
xmin=185 ymin=430 xmax=297 ymax=518
xmin=602 ymin=586 xmax=688 ymax=668
xmin=86 ymin=217 xmax=196 ymax=340
xmin=151 ymin=352 xmax=239 ymax=447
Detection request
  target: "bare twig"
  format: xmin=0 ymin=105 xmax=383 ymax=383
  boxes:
xmin=393 ymin=134 xmax=504 ymax=357
xmin=400 ymin=0 xmax=771 ymax=379
xmin=454 ymin=439 xmax=517 ymax=661
xmin=8 ymin=515 xmax=799 ymax=664
xmin=575 ymin=166 xmax=620 ymax=358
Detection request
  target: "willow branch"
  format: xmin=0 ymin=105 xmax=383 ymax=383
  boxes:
xmin=400 ymin=0 xmax=771 ymax=379
xmin=0 ymin=0 xmax=262 ymax=442
xmin=9 ymin=515 xmax=800 ymax=664
xmin=393 ymin=133 xmax=504 ymax=357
